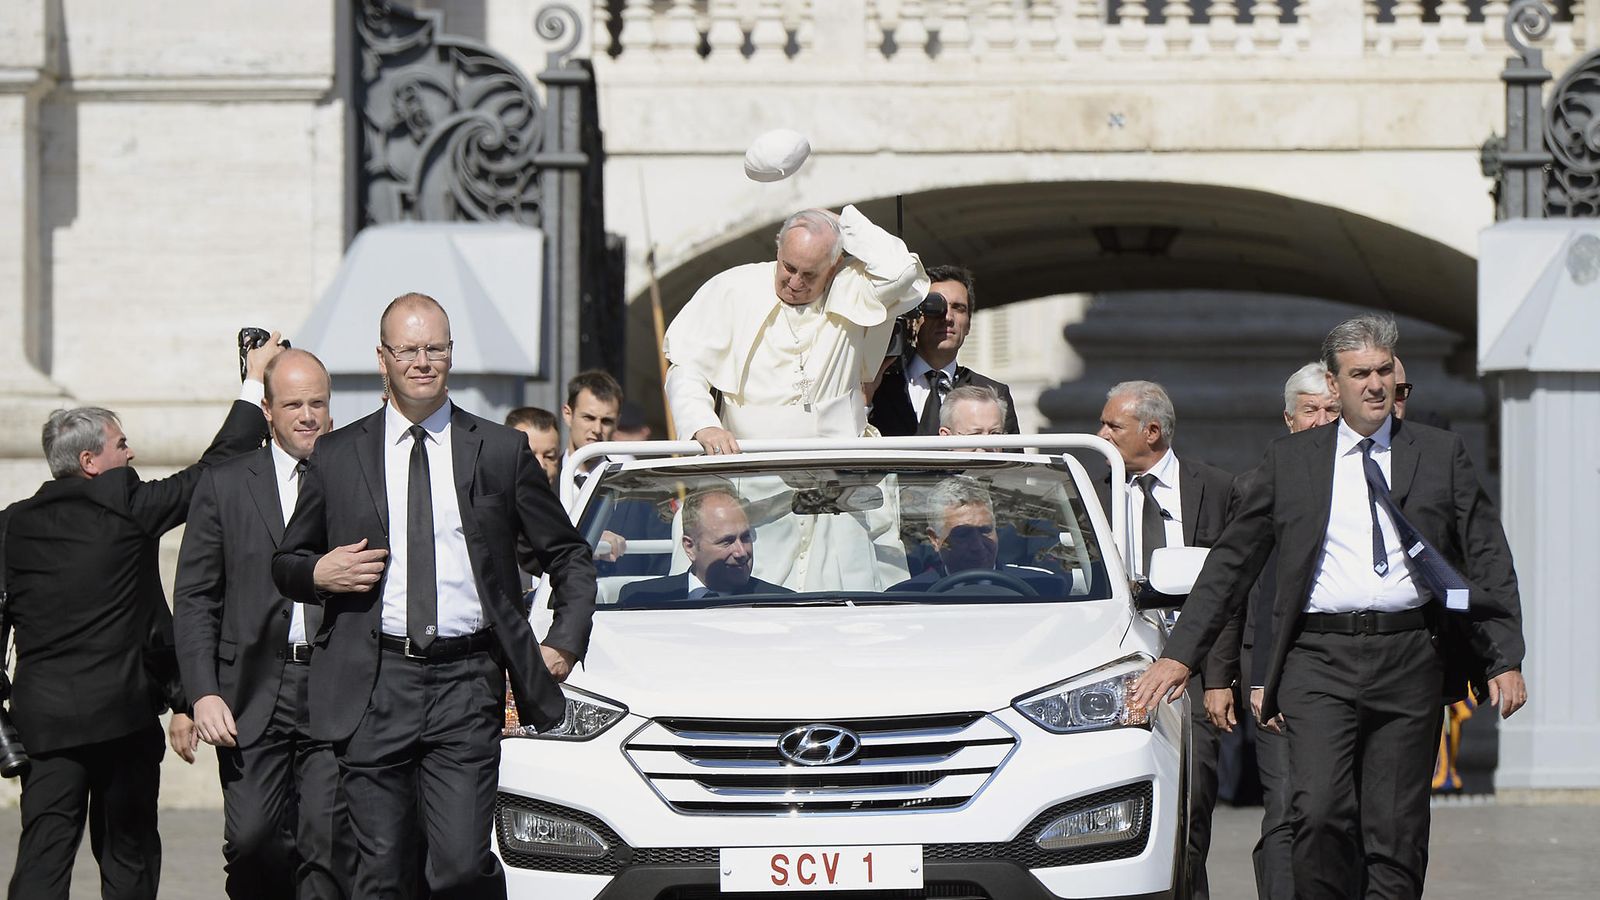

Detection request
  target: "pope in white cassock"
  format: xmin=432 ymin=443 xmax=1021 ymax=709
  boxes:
xmin=662 ymin=205 xmax=928 ymax=590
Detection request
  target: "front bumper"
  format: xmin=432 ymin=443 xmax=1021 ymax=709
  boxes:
xmin=498 ymin=782 xmax=1169 ymax=900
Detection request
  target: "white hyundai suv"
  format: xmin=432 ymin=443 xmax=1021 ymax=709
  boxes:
xmin=499 ymin=435 xmax=1199 ymax=900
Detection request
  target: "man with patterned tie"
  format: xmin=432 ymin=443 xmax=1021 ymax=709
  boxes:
xmin=271 ymin=293 xmax=597 ymax=899
xmin=1132 ymin=314 xmax=1528 ymax=900
xmin=1095 ymin=380 xmax=1234 ymax=900
xmin=175 ymin=349 xmax=348 ymax=899
xmin=868 ymin=265 xmax=1020 ymax=437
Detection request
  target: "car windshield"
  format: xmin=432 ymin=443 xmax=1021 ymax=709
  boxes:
xmin=576 ymin=456 xmax=1112 ymax=609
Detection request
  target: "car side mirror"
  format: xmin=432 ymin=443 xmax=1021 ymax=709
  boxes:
xmin=1133 ymin=546 xmax=1210 ymax=611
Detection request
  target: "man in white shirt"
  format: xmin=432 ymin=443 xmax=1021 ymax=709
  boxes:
xmin=1135 ymin=315 xmax=1527 ymax=899
xmin=175 ymin=349 xmax=348 ymax=899
xmin=663 ymin=206 xmax=927 ymax=451
xmin=271 ymin=293 xmax=597 ymax=898
xmin=1096 ymin=380 xmax=1234 ymax=900
xmin=868 ymin=265 xmax=1020 ymax=437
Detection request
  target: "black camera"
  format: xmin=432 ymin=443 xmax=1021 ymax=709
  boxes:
xmin=886 ymin=291 xmax=949 ymax=359
xmin=238 ymin=327 xmax=290 ymax=382
xmin=0 ymin=674 xmax=28 ymax=779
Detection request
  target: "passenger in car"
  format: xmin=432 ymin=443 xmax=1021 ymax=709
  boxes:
xmin=618 ymin=489 xmax=792 ymax=604
xmin=889 ymin=477 xmax=1060 ymax=594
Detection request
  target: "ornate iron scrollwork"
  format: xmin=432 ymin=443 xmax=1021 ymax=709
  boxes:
xmin=1545 ymin=50 xmax=1600 ymax=218
xmin=355 ymin=0 xmax=545 ymax=226
xmin=1506 ymin=0 xmax=1555 ymax=56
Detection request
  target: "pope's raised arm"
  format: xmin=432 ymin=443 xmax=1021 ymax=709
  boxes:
xmin=834 ymin=204 xmax=927 ymax=322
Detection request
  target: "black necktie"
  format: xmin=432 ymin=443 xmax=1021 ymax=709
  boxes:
xmin=1357 ymin=436 xmax=1473 ymax=609
xmin=289 ymin=459 xmax=322 ymax=636
xmin=1357 ymin=439 xmax=1389 ymax=576
xmin=407 ymin=424 xmax=437 ymax=649
xmin=918 ymin=370 xmax=947 ymax=435
xmin=1134 ymin=472 xmax=1167 ymax=574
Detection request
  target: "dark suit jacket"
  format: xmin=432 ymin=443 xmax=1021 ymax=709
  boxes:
xmin=271 ymin=404 xmax=597 ymax=740
xmin=868 ymin=357 xmax=1021 ymax=437
xmin=174 ymin=446 xmax=316 ymax=747
xmin=1163 ymin=418 xmax=1524 ymax=720
xmin=1 ymin=400 xmax=267 ymax=753
xmin=617 ymin=572 xmax=790 ymax=605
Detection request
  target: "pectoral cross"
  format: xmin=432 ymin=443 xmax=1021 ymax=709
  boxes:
xmin=796 ymin=372 xmax=814 ymax=412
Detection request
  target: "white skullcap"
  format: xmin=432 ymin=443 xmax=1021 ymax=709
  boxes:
xmin=743 ymin=129 xmax=812 ymax=183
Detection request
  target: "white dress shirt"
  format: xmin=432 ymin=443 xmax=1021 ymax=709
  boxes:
xmin=1305 ymin=417 xmax=1423 ymax=614
xmin=1129 ymin=448 xmax=1186 ymax=578
xmin=379 ymin=401 xmax=483 ymax=639
xmin=903 ymin=354 xmax=957 ymax=415
xmin=268 ymin=441 xmax=315 ymax=645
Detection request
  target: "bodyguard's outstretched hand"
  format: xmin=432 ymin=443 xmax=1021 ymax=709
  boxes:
xmin=313 ymin=538 xmax=388 ymax=593
xmin=244 ymin=330 xmax=286 ymax=382
xmin=1488 ymin=670 xmax=1528 ymax=719
xmin=1130 ymin=658 xmax=1191 ymax=713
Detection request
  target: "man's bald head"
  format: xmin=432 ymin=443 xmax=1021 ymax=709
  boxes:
xmin=263 ymin=348 xmax=331 ymax=404
xmin=379 ymin=292 xmax=450 ymax=344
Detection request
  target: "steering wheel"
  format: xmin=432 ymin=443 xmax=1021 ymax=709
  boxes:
xmin=927 ymin=568 xmax=1039 ymax=597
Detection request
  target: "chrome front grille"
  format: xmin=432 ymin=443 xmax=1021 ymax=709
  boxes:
xmin=623 ymin=712 xmax=1017 ymax=815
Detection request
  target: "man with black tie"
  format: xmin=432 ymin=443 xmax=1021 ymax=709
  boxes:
xmin=271 ymin=293 xmax=597 ymax=899
xmin=2 ymin=340 xmax=278 ymax=900
xmin=868 ymin=265 xmax=1020 ymax=437
xmin=1095 ymin=380 xmax=1233 ymax=900
xmin=1133 ymin=315 xmax=1527 ymax=899
xmin=618 ymin=489 xmax=788 ymax=604
xmin=174 ymin=349 xmax=346 ymax=899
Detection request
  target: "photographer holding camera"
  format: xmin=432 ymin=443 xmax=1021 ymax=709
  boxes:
xmin=0 ymin=334 xmax=279 ymax=900
xmin=868 ymin=266 xmax=1020 ymax=437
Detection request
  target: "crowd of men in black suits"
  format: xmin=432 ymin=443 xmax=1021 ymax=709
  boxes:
xmin=0 ymin=268 xmax=1527 ymax=900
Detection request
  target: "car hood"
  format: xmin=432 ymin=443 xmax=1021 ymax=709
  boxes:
xmin=567 ymin=601 xmax=1137 ymax=719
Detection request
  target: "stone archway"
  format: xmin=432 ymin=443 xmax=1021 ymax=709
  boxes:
xmin=625 ymin=179 xmax=1482 ymax=441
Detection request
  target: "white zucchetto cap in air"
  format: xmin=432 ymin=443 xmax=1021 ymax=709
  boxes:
xmin=743 ymin=129 xmax=812 ymax=182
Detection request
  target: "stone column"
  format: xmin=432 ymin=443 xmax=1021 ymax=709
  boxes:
xmin=0 ymin=0 xmax=71 ymax=460
xmin=1480 ymin=220 xmax=1600 ymax=792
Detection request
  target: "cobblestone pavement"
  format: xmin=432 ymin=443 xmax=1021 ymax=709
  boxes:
xmin=3 ymin=800 xmax=1596 ymax=898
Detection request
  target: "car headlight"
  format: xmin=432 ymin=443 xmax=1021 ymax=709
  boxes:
xmin=1012 ymin=654 xmax=1153 ymax=734
xmin=504 ymin=687 xmax=626 ymax=741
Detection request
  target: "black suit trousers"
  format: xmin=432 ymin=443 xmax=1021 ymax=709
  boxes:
xmin=1185 ymin=675 xmax=1219 ymax=900
xmin=7 ymin=724 xmax=164 ymax=900
xmin=1252 ymin=720 xmax=1294 ymax=900
xmin=1279 ymin=629 xmax=1443 ymax=900
xmin=218 ymin=661 xmax=348 ymax=900
xmin=337 ymin=650 xmax=506 ymax=900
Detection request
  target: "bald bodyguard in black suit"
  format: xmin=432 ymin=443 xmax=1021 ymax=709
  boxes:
xmin=174 ymin=350 xmax=346 ymax=899
xmin=272 ymin=293 xmax=596 ymax=899
xmin=1134 ymin=316 xmax=1527 ymax=900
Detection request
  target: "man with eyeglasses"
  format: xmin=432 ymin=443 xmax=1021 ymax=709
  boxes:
xmin=936 ymin=384 xmax=1008 ymax=451
xmin=271 ymin=292 xmax=597 ymax=898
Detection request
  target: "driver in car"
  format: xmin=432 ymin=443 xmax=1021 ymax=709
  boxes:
xmin=891 ymin=477 xmax=1054 ymax=593
xmin=619 ymin=489 xmax=791 ymax=603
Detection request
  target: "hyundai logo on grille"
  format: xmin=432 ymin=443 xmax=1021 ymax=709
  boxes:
xmin=777 ymin=724 xmax=861 ymax=766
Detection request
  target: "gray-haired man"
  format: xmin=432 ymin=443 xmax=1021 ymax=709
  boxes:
xmin=2 ymin=341 xmax=279 ymax=900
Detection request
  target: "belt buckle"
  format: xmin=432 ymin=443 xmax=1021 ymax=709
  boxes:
xmin=1356 ymin=611 xmax=1379 ymax=635
xmin=402 ymin=637 xmax=429 ymax=660
xmin=290 ymin=642 xmax=311 ymax=663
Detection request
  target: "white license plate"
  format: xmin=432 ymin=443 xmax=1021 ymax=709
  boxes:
xmin=720 ymin=844 xmax=923 ymax=892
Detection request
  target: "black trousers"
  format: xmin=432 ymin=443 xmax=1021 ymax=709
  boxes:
xmin=336 ymin=650 xmax=505 ymax=900
xmin=1278 ymin=628 xmax=1443 ymax=900
xmin=1185 ymin=676 xmax=1220 ymax=900
xmin=7 ymin=723 xmax=164 ymax=900
xmin=1252 ymin=716 xmax=1294 ymax=899
xmin=218 ymin=660 xmax=349 ymax=900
